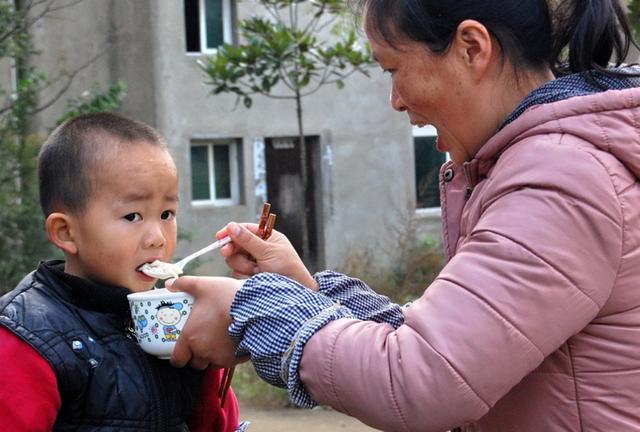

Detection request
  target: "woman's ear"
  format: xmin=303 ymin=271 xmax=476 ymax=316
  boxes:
xmin=454 ymin=19 xmax=494 ymax=80
xmin=45 ymin=212 xmax=78 ymax=255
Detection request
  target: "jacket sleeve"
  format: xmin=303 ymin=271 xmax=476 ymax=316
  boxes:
xmin=299 ymin=142 xmax=623 ymax=432
xmin=0 ymin=326 xmax=61 ymax=431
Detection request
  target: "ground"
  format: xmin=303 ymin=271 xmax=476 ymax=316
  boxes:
xmin=239 ymin=403 xmax=380 ymax=431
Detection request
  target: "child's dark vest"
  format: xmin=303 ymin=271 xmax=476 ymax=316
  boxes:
xmin=0 ymin=261 xmax=205 ymax=431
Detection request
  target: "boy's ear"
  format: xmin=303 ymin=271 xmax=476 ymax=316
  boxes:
xmin=45 ymin=212 xmax=78 ymax=255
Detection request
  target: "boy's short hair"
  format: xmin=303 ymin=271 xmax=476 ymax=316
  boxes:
xmin=38 ymin=112 xmax=167 ymax=217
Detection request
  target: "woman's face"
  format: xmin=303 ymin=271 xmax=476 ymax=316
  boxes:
xmin=367 ymin=28 xmax=483 ymax=164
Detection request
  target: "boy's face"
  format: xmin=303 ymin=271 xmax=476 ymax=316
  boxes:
xmin=66 ymin=141 xmax=179 ymax=292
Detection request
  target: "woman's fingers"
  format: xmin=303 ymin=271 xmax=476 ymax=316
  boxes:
xmin=218 ymin=220 xmax=317 ymax=289
xmin=168 ymin=276 xmax=242 ymax=369
xmin=225 ymin=253 xmax=259 ymax=277
xmin=189 ymin=357 xmax=210 ymax=371
xmin=170 ymin=338 xmax=193 ymax=368
xmin=225 ymin=222 xmax=268 ymax=259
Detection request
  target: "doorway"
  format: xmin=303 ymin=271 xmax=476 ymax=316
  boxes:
xmin=265 ymin=135 xmax=320 ymax=270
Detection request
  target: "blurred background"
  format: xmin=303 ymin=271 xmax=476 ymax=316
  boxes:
xmin=3 ymin=0 xmax=639 ymax=429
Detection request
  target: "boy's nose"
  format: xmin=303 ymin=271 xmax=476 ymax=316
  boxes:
xmin=144 ymin=224 xmax=166 ymax=248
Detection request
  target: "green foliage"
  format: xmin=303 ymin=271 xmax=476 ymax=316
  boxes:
xmin=339 ymin=235 xmax=445 ymax=305
xmin=199 ymin=0 xmax=374 ymax=108
xmin=0 ymin=132 xmax=61 ymax=293
xmin=201 ymin=0 xmax=375 ymax=264
xmin=630 ymin=0 xmax=640 ymax=39
xmin=0 ymin=1 xmax=34 ymax=60
xmin=57 ymin=80 xmax=127 ymax=125
xmin=232 ymin=363 xmax=290 ymax=408
xmin=0 ymin=1 xmax=126 ymax=294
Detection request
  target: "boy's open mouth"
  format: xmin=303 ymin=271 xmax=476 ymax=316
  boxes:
xmin=137 ymin=260 xmax=156 ymax=273
xmin=137 ymin=260 xmax=183 ymax=280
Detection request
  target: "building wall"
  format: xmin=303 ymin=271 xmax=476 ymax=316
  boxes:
xmin=30 ymin=0 xmax=157 ymax=129
xmin=29 ymin=0 xmax=441 ymax=278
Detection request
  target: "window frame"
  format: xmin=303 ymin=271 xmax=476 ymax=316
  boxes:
xmin=199 ymin=0 xmax=233 ymax=54
xmin=185 ymin=0 xmax=234 ymax=54
xmin=190 ymin=139 xmax=240 ymax=207
xmin=413 ymin=125 xmax=448 ymax=215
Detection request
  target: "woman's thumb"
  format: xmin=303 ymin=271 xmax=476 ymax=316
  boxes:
xmin=164 ymin=276 xmax=198 ymax=295
xmin=227 ymin=222 xmax=263 ymax=257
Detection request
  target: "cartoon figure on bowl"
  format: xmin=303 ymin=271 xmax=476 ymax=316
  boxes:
xmin=135 ymin=314 xmax=148 ymax=333
xmin=156 ymin=301 xmax=184 ymax=341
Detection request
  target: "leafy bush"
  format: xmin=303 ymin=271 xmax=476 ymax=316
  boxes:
xmin=232 ymin=363 xmax=290 ymax=408
xmin=340 ymin=234 xmax=445 ymax=305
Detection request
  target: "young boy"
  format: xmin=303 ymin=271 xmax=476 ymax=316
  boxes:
xmin=0 ymin=112 xmax=243 ymax=431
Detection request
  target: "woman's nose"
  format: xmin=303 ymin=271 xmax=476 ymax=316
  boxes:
xmin=390 ymin=86 xmax=407 ymax=112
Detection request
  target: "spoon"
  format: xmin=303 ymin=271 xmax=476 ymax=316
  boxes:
xmin=138 ymin=236 xmax=232 ymax=280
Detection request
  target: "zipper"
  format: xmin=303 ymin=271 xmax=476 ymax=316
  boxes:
xmin=132 ymin=340 xmax=169 ymax=430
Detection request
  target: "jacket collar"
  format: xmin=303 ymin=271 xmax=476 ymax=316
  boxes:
xmin=475 ymin=86 xmax=640 ymax=180
xmin=439 ymin=84 xmax=640 ymax=260
xmin=458 ymin=69 xmax=640 ymax=190
xmin=36 ymin=260 xmax=131 ymax=319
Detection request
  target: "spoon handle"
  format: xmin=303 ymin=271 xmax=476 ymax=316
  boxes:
xmin=175 ymin=236 xmax=232 ymax=269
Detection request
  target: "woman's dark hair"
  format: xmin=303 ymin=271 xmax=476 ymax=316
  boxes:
xmin=552 ymin=0 xmax=636 ymax=75
xmin=352 ymin=0 xmax=638 ymax=76
xmin=38 ymin=112 xmax=167 ymax=217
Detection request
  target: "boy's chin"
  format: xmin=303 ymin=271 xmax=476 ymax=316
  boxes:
xmin=132 ymin=271 xmax=160 ymax=292
xmin=129 ymin=284 xmax=157 ymax=293
xmin=126 ymin=278 xmax=159 ymax=293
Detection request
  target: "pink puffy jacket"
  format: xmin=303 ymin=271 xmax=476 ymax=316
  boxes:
xmin=299 ymin=88 xmax=640 ymax=431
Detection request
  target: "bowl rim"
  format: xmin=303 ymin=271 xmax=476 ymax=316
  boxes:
xmin=127 ymin=288 xmax=193 ymax=301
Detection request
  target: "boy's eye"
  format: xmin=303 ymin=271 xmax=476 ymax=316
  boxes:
xmin=124 ymin=213 xmax=142 ymax=222
xmin=161 ymin=210 xmax=175 ymax=220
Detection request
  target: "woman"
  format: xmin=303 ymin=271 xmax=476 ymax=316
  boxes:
xmin=169 ymin=0 xmax=640 ymax=430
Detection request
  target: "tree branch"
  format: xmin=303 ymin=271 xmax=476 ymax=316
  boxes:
xmin=31 ymin=48 xmax=107 ymax=114
xmin=0 ymin=43 xmax=108 ymax=116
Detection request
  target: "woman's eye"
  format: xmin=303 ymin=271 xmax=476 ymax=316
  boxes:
xmin=124 ymin=213 xmax=142 ymax=222
xmin=161 ymin=210 xmax=175 ymax=220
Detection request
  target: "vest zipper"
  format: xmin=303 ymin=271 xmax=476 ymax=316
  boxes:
xmin=136 ymin=349 xmax=170 ymax=430
xmin=153 ymin=358 xmax=171 ymax=431
xmin=126 ymin=316 xmax=170 ymax=429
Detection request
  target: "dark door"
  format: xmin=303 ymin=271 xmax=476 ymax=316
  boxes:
xmin=265 ymin=136 xmax=319 ymax=270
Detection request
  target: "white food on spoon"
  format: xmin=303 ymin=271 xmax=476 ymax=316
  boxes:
xmin=137 ymin=236 xmax=233 ymax=280
xmin=138 ymin=260 xmax=183 ymax=280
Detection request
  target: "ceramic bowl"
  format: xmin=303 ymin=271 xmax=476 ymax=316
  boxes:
xmin=127 ymin=288 xmax=194 ymax=359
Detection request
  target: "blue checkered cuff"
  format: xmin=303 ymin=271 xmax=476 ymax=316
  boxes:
xmin=314 ymin=270 xmax=404 ymax=328
xmin=229 ymin=273 xmax=354 ymax=407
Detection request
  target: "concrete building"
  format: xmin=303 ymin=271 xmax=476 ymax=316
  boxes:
xmin=27 ymin=0 xmax=443 ymax=276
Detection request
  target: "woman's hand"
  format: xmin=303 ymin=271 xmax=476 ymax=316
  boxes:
xmin=218 ymin=222 xmax=319 ymax=290
xmin=166 ymin=276 xmax=246 ymax=369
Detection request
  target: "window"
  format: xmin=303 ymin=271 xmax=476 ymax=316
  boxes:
xmin=414 ymin=126 xmax=446 ymax=209
xmin=184 ymin=0 xmax=233 ymax=53
xmin=190 ymin=139 xmax=241 ymax=205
